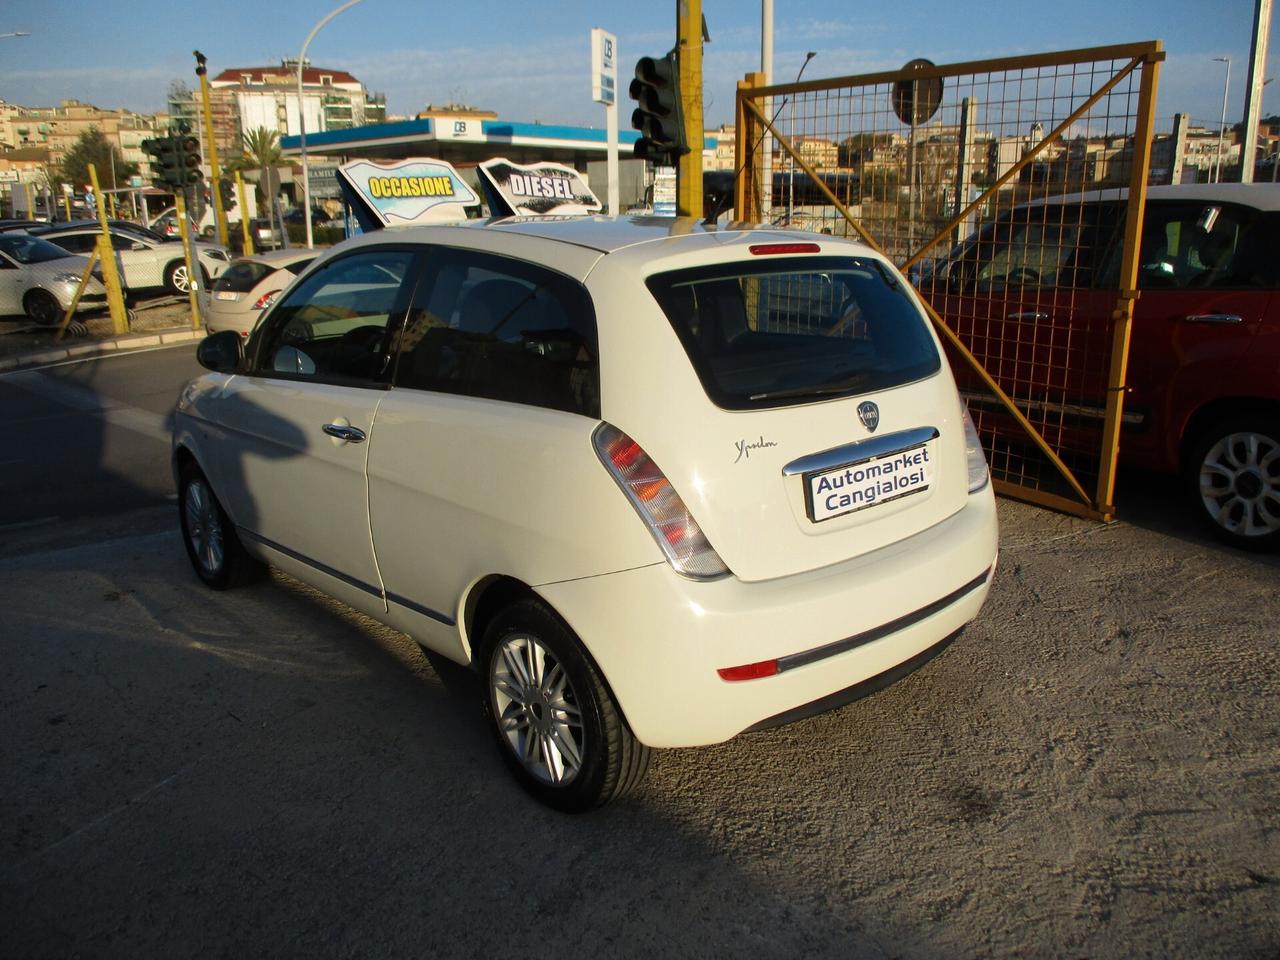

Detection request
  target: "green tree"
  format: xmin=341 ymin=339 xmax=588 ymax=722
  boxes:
xmin=232 ymin=126 xmax=285 ymax=211
xmin=58 ymin=127 xmax=138 ymax=192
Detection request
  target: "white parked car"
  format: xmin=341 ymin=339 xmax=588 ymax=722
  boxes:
xmin=33 ymin=222 xmax=230 ymax=295
xmin=0 ymin=233 xmax=107 ymax=324
xmin=201 ymin=249 xmax=316 ymax=338
xmin=172 ymin=218 xmax=999 ymax=810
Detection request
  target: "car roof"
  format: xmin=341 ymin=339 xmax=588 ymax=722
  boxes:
xmin=350 ymin=215 xmax=872 ymax=257
xmin=1023 ymin=182 xmax=1280 ymax=212
xmin=238 ymin=248 xmax=315 ymax=267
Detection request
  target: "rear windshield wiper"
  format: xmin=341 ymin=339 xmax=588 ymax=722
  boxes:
xmin=749 ymin=375 xmax=867 ymax=402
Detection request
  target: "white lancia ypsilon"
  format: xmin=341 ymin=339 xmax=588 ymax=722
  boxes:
xmin=172 ymin=217 xmax=999 ymax=811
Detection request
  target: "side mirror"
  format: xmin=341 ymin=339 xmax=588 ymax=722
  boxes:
xmin=197 ymin=329 xmax=244 ymax=373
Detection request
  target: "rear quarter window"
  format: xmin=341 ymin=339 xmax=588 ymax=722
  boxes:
xmin=646 ymin=256 xmax=941 ymax=409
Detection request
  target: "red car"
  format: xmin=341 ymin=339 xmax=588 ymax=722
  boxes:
xmin=921 ymin=183 xmax=1280 ymax=550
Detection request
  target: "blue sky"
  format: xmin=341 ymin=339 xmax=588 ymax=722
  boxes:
xmin=0 ymin=0 xmax=1273 ymax=133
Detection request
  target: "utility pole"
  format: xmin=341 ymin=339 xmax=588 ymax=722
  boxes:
xmin=194 ymin=51 xmax=228 ymax=247
xmin=760 ymin=0 xmax=773 ymax=219
xmin=676 ymin=0 xmax=703 ymax=218
xmin=1239 ymin=0 xmax=1273 ymax=182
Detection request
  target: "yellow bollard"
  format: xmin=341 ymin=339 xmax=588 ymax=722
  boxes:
xmin=235 ymin=170 xmax=253 ymax=256
xmin=174 ymin=191 xmax=202 ymax=331
xmin=88 ymin=164 xmax=129 ymax=335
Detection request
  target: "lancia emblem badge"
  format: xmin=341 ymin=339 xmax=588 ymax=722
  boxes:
xmin=857 ymin=401 xmax=880 ymax=432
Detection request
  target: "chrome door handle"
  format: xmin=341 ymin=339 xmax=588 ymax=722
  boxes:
xmin=1008 ymin=311 xmax=1049 ymax=322
xmin=1184 ymin=313 xmax=1243 ymax=324
xmin=322 ymin=423 xmax=366 ymax=443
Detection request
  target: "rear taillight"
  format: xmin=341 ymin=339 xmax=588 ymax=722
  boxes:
xmin=961 ymin=404 xmax=990 ymax=493
xmin=593 ymin=423 xmax=730 ymax=580
xmin=252 ymin=289 xmax=281 ymax=310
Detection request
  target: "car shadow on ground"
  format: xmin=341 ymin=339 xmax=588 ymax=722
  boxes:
xmin=1112 ymin=465 xmax=1280 ymax=567
xmin=2 ymin=537 xmax=916 ymax=959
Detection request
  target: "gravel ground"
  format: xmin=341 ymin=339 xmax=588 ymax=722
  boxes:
xmin=1 ymin=496 xmax=1276 ymax=958
xmin=0 ymin=299 xmax=196 ymax=360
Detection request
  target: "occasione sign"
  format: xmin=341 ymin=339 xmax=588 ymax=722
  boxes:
xmin=337 ymin=158 xmax=479 ymax=226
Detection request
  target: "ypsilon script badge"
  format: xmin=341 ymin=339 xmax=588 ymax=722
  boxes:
xmin=858 ymin=401 xmax=880 ymax=433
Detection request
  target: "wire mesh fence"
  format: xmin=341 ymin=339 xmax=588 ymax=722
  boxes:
xmin=735 ymin=42 xmax=1164 ymax=518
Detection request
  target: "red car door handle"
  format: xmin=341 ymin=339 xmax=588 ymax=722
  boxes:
xmin=1184 ymin=313 xmax=1243 ymax=324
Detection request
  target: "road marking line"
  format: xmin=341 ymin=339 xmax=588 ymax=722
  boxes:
xmin=4 ymin=370 xmax=171 ymax=443
xmin=0 ymin=339 xmax=194 ymax=378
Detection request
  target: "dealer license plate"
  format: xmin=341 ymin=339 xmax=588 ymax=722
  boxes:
xmin=215 ymin=291 xmax=239 ymax=301
xmin=805 ymin=441 xmax=935 ymax=522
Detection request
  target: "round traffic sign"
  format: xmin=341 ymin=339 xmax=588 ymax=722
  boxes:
xmin=892 ymin=59 xmax=943 ymax=126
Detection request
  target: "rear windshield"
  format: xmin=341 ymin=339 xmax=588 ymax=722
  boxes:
xmin=215 ymin=260 xmax=274 ymax=293
xmin=646 ymin=256 xmax=941 ymax=409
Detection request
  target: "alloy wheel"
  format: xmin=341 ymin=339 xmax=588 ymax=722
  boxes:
xmin=183 ymin=478 xmax=225 ymax=575
xmin=489 ymin=633 xmax=585 ymax=786
xmin=1198 ymin=429 xmax=1280 ymax=539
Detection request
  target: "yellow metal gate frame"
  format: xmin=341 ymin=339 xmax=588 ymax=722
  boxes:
xmin=734 ymin=41 xmax=1165 ymax=521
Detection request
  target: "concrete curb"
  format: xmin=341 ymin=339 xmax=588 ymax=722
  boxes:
xmin=0 ymin=327 xmax=202 ymax=373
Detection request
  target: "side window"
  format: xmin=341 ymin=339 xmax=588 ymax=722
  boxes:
xmin=48 ymin=234 xmax=92 ymax=254
xmin=253 ymin=249 xmax=416 ymax=384
xmin=974 ymin=220 xmax=1081 ymax=289
xmin=109 ymin=233 xmax=138 ymax=252
xmin=1135 ymin=203 xmax=1265 ymax=290
xmin=393 ymin=248 xmax=599 ymax=417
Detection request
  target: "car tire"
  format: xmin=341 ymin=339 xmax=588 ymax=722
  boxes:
xmin=24 ymin=288 xmax=62 ymax=327
xmin=165 ymin=261 xmax=193 ymax=295
xmin=1187 ymin=415 xmax=1280 ymax=551
xmin=178 ymin=462 xmax=263 ymax=589
xmin=479 ymin=598 xmax=650 ymax=812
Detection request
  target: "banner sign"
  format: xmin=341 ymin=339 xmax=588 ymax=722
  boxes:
xmin=337 ymin=158 xmax=479 ymax=226
xmin=591 ymin=28 xmax=617 ymax=105
xmin=477 ymin=158 xmax=602 ymax=217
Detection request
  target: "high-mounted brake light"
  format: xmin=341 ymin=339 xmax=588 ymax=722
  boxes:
xmin=593 ymin=424 xmax=730 ymax=580
xmin=749 ymin=242 xmax=821 ymax=255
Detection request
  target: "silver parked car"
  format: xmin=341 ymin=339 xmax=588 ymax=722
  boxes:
xmin=201 ymin=248 xmax=315 ymax=338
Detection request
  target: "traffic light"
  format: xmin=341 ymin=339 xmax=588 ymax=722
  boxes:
xmin=178 ymin=136 xmax=202 ymax=187
xmin=142 ymin=136 xmax=182 ymax=189
xmin=629 ymin=53 xmax=688 ymax=166
xmin=217 ymin=178 xmax=234 ymax=210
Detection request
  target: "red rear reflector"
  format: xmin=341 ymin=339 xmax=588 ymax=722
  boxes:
xmin=749 ymin=242 xmax=821 ymax=255
xmin=717 ymin=659 xmax=779 ymax=682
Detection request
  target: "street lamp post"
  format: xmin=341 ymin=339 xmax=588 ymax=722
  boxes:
xmin=297 ymin=0 xmax=365 ymax=249
xmin=786 ymin=52 xmax=817 ymax=223
xmin=1213 ymin=56 xmax=1231 ymax=183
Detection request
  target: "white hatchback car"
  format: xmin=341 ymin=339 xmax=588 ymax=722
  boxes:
xmin=173 ymin=218 xmax=999 ymax=810
xmin=0 ymin=232 xmax=107 ymax=324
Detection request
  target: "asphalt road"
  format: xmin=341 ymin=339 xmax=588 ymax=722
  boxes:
xmin=1 ymin=347 xmax=1277 ymax=958
xmin=0 ymin=345 xmax=201 ymax=529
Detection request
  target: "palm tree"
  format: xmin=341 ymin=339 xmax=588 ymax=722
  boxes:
xmin=233 ymin=127 xmax=285 ymax=231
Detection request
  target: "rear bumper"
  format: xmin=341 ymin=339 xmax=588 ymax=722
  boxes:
xmin=536 ymin=485 xmax=999 ymax=748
